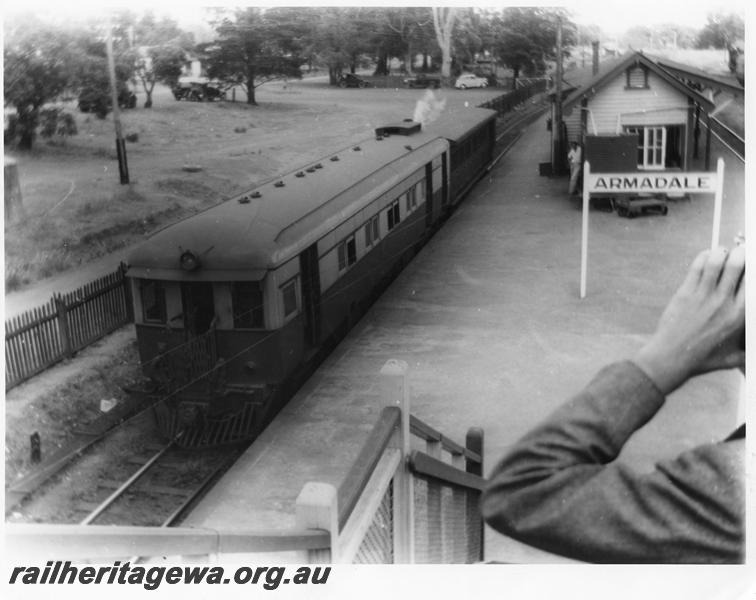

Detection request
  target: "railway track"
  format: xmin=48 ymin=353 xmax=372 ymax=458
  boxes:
xmin=75 ymin=439 xmax=244 ymax=527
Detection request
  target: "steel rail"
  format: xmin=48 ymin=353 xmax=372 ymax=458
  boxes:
xmin=79 ymin=441 xmax=176 ymax=525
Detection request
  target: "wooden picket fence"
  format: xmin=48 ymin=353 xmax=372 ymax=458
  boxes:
xmin=5 ymin=264 xmax=133 ymax=391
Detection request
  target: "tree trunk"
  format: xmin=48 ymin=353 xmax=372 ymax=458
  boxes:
xmin=328 ymin=65 xmax=340 ymax=85
xmin=374 ymin=49 xmax=389 ymax=76
xmin=247 ymin=66 xmax=257 ymax=105
xmin=17 ymin=110 xmax=37 ymax=150
xmin=432 ymin=7 xmax=457 ymax=81
xmin=144 ymin=81 xmax=155 ymax=108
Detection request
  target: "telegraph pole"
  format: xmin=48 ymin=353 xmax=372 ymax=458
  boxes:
xmin=106 ymin=15 xmax=129 ymax=184
xmin=552 ymin=16 xmax=566 ymax=175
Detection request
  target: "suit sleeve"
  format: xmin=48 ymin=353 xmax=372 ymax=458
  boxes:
xmin=481 ymin=361 xmax=744 ymax=563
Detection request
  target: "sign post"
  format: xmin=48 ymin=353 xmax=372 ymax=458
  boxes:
xmin=580 ymin=158 xmax=725 ymax=298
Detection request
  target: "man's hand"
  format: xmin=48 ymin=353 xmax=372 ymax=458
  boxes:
xmin=634 ymin=245 xmax=745 ymax=395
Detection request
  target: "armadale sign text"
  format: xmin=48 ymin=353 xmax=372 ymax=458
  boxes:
xmin=586 ymin=172 xmax=716 ymax=194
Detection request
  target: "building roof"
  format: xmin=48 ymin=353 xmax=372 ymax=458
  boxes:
xmin=648 ymin=54 xmax=744 ymax=97
xmin=560 ymin=51 xmax=715 ymax=113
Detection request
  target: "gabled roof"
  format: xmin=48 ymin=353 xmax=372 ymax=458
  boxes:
xmin=561 ymin=51 xmax=715 ymax=112
xmin=648 ymin=53 xmax=744 ymax=97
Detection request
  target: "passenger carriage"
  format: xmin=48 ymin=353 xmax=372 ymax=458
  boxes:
xmin=126 ymin=108 xmax=496 ymax=446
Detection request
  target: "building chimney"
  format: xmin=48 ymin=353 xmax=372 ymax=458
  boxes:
xmin=592 ymin=41 xmax=600 ymax=76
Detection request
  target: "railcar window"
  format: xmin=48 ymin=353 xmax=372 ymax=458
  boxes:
xmin=387 ymin=199 xmax=401 ymax=231
xmin=281 ymin=278 xmax=298 ymax=317
xmin=405 ymin=187 xmax=417 ymax=212
xmin=338 ymin=235 xmax=357 ymax=271
xmin=232 ymin=281 xmax=264 ymax=328
xmin=140 ymin=280 xmax=166 ymax=323
xmin=365 ymin=214 xmax=380 ymax=247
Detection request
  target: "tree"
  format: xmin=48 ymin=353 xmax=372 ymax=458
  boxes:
xmin=135 ymin=44 xmax=186 ymax=108
xmin=695 ymin=11 xmax=744 ymax=49
xmin=130 ymin=12 xmax=195 ymax=107
xmin=432 ymin=7 xmax=457 ymax=80
xmin=489 ymin=8 xmax=576 ymax=88
xmin=204 ymin=7 xmax=304 ymax=105
xmin=384 ymin=8 xmax=433 ymax=75
xmin=4 ymin=17 xmax=74 ymax=149
xmin=304 ymin=7 xmax=376 ymax=83
xmin=68 ymin=32 xmax=134 ymax=119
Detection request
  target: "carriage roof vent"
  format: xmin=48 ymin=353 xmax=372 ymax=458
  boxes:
xmin=374 ymin=121 xmax=422 ymax=138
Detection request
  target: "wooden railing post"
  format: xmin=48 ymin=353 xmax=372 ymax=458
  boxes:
xmin=296 ymin=482 xmax=338 ymax=563
xmin=426 ymin=439 xmax=442 ymax=561
xmin=380 ymin=359 xmax=414 ymax=563
xmin=54 ymin=294 xmax=73 ymax=359
xmin=466 ymin=427 xmax=484 ymax=562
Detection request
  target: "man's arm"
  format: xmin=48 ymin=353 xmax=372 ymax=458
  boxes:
xmin=481 ymin=361 xmax=744 ymax=563
xmin=483 ymin=247 xmax=746 ymax=563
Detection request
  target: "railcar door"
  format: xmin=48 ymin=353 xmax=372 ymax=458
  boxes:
xmin=299 ymin=243 xmax=322 ymax=347
xmin=441 ymin=151 xmax=449 ymax=207
xmin=425 ymin=162 xmax=433 ymax=228
xmin=181 ymin=282 xmax=215 ymax=335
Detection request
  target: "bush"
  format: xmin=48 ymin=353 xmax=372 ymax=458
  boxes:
xmin=39 ymin=108 xmax=78 ymax=142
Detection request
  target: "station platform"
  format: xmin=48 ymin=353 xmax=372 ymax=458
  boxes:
xmin=183 ymin=112 xmax=745 ymax=562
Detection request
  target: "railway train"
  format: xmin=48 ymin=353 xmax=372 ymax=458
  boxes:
xmin=126 ymin=107 xmax=497 ymax=447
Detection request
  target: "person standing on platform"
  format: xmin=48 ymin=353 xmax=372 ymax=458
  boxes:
xmin=567 ymin=141 xmax=582 ymax=195
xmin=482 ymin=245 xmax=745 ymax=563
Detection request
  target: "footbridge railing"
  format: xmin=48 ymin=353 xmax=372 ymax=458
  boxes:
xmin=6 ymin=360 xmax=485 ymax=565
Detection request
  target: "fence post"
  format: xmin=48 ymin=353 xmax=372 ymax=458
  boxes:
xmin=54 ymin=294 xmax=73 ymax=359
xmin=380 ymin=359 xmax=413 ymax=563
xmin=296 ymin=482 xmax=338 ymax=563
xmin=466 ymin=427 xmax=484 ymax=562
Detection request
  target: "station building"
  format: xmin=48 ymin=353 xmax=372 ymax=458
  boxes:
xmin=552 ymin=50 xmax=732 ymax=173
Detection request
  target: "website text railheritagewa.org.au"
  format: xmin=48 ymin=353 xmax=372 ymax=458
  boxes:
xmin=8 ymin=561 xmax=331 ymax=591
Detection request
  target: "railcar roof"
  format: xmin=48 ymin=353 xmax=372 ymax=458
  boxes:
xmin=422 ymin=106 xmax=497 ymax=142
xmin=127 ymin=127 xmax=445 ymax=280
xmin=127 ymin=106 xmax=498 ymax=281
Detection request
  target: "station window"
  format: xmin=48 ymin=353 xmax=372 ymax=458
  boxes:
xmin=232 ymin=281 xmax=264 ymax=328
xmin=365 ymin=215 xmax=380 ymax=247
xmin=625 ymin=126 xmax=666 ymax=170
xmin=338 ymin=235 xmax=357 ymax=271
xmin=387 ymin=200 xmax=401 ymax=231
xmin=140 ymin=280 xmax=166 ymax=324
xmin=281 ymin=278 xmax=299 ymax=318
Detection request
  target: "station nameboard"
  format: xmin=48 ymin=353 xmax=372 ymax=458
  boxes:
xmin=586 ymin=172 xmax=717 ymax=194
xmin=579 ymin=159 xmax=724 ymax=300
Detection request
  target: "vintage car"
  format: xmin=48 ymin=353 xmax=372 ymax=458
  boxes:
xmin=454 ymin=73 xmax=488 ymax=89
xmin=337 ymin=73 xmax=370 ymax=88
xmin=403 ymin=74 xmax=442 ymax=89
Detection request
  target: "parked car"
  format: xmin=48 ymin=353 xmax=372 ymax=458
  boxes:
xmin=454 ymin=73 xmax=488 ymax=89
xmin=172 ymin=78 xmax=226 ymax=102
xmin=403 ymin=74 xmax=441 ymax=89
xmin=338 ymin=73 xmax=369 ymax=88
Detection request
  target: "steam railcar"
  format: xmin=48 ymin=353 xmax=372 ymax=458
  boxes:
xmin=126 ymin=107 xmax=497 ymax=446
